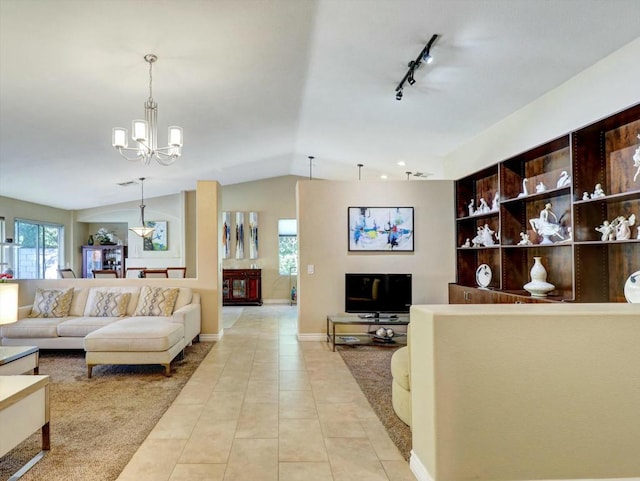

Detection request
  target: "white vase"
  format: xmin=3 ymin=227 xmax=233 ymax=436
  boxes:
xmin=523 ymin=256 xmax=555 ymax=297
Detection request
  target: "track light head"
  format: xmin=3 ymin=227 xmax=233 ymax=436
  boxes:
xmin=423 ymin=53 xmax=433 ymax=64
xmin=396 ymin=90 xmax=403 ymax=101
xmin=407 ymin=73 xmax=416 ymax=85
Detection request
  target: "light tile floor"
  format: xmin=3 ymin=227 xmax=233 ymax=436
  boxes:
xmin=117 ymin=305 xmax=416 ymax=481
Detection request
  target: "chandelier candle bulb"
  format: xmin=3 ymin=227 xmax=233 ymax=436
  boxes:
xmin=132 ymin=120 xmax=148 ymax=143
xmin=112 ymin=128 xmax=128 ymax=148
xmin=169 ymin=126 xmax=183 ymax=147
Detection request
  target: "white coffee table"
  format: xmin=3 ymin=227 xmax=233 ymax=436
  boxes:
xmin=0 ymin=375 xmax=51 ymax=479
xmin=0 ymin=346 xmax=39 ymax=375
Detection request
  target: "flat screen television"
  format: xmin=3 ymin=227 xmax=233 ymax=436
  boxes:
xmin=345 ymin=273 xmax=412 ymax=315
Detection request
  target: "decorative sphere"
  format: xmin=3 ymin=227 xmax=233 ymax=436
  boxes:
xmin=376 ymin=327 xmax=387 ymax=337
xmin=386 ymin=328 xmax=395 ymax=338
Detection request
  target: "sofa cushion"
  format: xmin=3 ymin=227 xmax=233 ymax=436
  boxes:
xmin=391 ymin=346 xmax=410 ymax=391
xmin=69 ymin=288 xmax=90 ymax=316
xmin=134 ymin=286 xmax=179 ymax=316
xmin=29 ymin=287 xmax=74 ymax=318
xmin=56 ymin=316 xmax=123 ymax=337
xmin=1 ymin=317 xmax=66 ymax=338
xmin=86 ymin=291 xmax=131 ymax=317
xmin=174 ymin=287 xmax=193 ymax=311
xmin=84 ymin=287 xmax=141 ymax=317
xmin=84 ymin=318 xmax=184 ymax=352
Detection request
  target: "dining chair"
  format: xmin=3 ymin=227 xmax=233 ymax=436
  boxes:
xmin=142 ymin=269 xmax=169 ymax=278
xmin=57 ymin=268 xmax=76 ymax=278
xmin=167 ymin=267 xmax=187 ymax=278
xmin=92 ymin=269 xmax=119 ymax=278
xmin=125 ymin=267 xmax=147 ymax=278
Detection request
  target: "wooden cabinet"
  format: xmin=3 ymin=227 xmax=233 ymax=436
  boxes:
xmin=223 ymin=269 xmax=262 ymax=305
xmin=81 ymin=245 xmax=127 ymax=278
xmin=452 ymin=103 xmax=640 ymax=304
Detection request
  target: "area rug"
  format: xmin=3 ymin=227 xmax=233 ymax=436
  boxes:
xmin=0 ymin=342 xmax=213 ymax=481
xmin=337 ymin=345 xmax=411 ymax=461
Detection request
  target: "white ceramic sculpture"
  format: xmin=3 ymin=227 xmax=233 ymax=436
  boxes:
xmin=592 ymin=183 xmax=605 ymax=198
xmin=523 ymin=256 xmax=555 ymax=297
xmin=468 ymin=199 xmax=475 ymax=216
xmin=529 ymin=203 xmax=564 ymax=244
xmin=535 ymin=181 xmax=547 ymax=193
xmin=517 ymin=179 xmax=529 ymax=198
xmin=481 ymin=224 xmax=495 ymax=246
xmin=517 ymin=232 xmax=532 ymax=245
xmin=478 ymin=198 xmax=490 ymax=214
xmin=582 ymin=192 xmax=590 ymax=200
xmin=595 ymin=220 xmax=615 ymax=241
xmin=637 ymin=226 xmax=640 ymax=240
xmin=615 ymin=214 xmax=636 ymax=241
xmin=461 ymin=238 xmax=471 ymax=248
xmin=556 ymin=171 xmax=571 ymax=188
xmin=491 ymin=191 xmax=500 ymax=212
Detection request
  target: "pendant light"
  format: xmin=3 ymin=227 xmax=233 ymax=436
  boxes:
xmin=129 ymin=178 xmax=155 ymax=238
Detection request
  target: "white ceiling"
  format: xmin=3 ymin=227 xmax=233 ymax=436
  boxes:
xmin=1 ymin=0 xmax=639 ymax=210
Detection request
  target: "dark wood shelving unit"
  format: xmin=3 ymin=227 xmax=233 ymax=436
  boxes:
xmin=451 ymin=103 xmax=640 ymax=304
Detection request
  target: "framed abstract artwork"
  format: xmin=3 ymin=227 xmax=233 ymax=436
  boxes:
xmin=143 ymin=221 xmax=168 ymax=251
xmin=348 ymin=207 xmax=414 ymax=252
xmin=222 ymin=212 xmax=231 ymax=259
xmin=235 ymin=212 xmax=245 ymax=259
xmin=249 ymin=212 xmax=259 ymax=259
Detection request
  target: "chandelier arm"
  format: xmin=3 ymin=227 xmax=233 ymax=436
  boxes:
xmin=154 ymin=155 xmax=178 ymax=166
xmin=116 ymin=147 xmax=146 ymax=162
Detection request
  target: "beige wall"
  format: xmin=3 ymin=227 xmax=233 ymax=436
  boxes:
xmin=221 ymin=175 xmax=304 ymax=301
xmin=296 ymin=180 xmax=455 ymax=337
xmin=444 ymin=37 xmax=640 ymax=179
xmin=410 ymin=303 xmax=640 ymax=481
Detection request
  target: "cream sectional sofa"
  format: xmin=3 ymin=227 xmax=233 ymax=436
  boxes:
xmin=0 ymin=285 xmax=201 ymax=377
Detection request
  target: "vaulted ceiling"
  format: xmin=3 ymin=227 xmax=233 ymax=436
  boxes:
xmin=1 ymin=0 xmax=639 ymax=209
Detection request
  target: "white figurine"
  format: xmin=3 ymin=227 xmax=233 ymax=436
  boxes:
xmin=529 ymin=202 xmax=564 ymax=244
xmin=633 ymin=134 xmax=640 ymax=182
xmin=615 ymin=214 xmax=636 ymax=241
xmin=472 ymin=227 xmax=484 ymax=247
xmin=595 ymin=220 xmax=615 ymax=241
xmin=517 ymin=232 xmax=532 ymax=245
xmin=481 ymin=224 xmax=496 ymax=246
xmin=592 ymin=183 xmax=605 ymax=198
xmin=491 ymin=191 xmax=500 ymax=212
xmin=582 ymin=192 xmax=590 ymax=201
xmin=517 ymin=178 xmax=529 ymax=198
xmin=468 ymin=199 xmax=475 ymax=217
xmin=535 ymin=181 xmax=547 ymax=193
xmin=556 ymin=171 xmax=571 ymax=188
xmin=478 ymin=197 xmax=490 ymax=214
xmin=461 ymin=238 xmax=471 ymax=248
xmin=637 ymin=226 xmax=640 ymax=240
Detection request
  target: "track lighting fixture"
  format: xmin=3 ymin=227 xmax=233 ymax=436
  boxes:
xmin=357 ymin=163 xmax=363 ymax=180
xmin=395 ymin=34 xmax=439 ymax=100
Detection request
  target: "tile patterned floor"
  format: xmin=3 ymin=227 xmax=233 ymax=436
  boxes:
xmin=116 ymin=305 xmax=416 ymax=481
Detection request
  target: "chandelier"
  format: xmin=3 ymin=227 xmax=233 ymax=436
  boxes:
xmin=129 ymin=178 xmax=155 ymax=238
xmin=112 ymin=54 xmax=183 ymax=166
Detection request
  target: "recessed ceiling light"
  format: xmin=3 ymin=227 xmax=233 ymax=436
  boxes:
xmin=397 ymin=161 xmax=406 ymax=166
xmin=380 ymin=174 xmax=388 ymax=180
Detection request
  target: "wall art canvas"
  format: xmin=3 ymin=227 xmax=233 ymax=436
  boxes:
xmin=143 ymin=221 xmax=168 ymax=251
xmin=249 ymin=212 xmax=259 ymax=259
xmin=222 ymin=212 xmax=231 ymax=259
xmin=235 ymin=212 xmax=245 ymax=259
xmin=348 ymin=207 xmax=414 ymax=251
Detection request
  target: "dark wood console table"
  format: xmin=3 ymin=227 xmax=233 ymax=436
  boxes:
xmin=223 ymin=269 xmax=262 ymax=305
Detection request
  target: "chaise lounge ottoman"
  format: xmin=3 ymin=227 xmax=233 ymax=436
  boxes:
xmin=84 ymin=318 xmax=185 ymax=378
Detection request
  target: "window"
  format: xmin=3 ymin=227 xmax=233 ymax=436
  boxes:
xmin=14 ymin=219 xmax=64 ymax=279
xmin=278 ymin=219 xmax=297 ymax=276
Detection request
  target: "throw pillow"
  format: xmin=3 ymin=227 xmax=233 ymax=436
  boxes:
xmin=29 ymin=287 xmax=74 ymax=318
xmin=134 ymin=286 xmax=179 ymax=316
xmin=88 ymin=291 xmax=131 ymax=317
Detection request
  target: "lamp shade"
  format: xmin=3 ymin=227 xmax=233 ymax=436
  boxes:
xmin=0 ymin=283 xmax=19 ymax=325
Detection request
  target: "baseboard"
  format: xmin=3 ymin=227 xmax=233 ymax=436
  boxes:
xmin=297 ymin=333 xmax=325 ymax=342
xmin=407 ymin=451 xmax=639 ymax=481
xmin=262 ymin=299 xmax=291 ymax=305
xmin=409 ymin=451 xmax=433 ymax=481
xmin=200 ymin=333 xmax=222 ymax=342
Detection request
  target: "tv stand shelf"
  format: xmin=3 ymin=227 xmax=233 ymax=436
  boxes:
xmin=326 ymin=315 xmax=409 ymax=352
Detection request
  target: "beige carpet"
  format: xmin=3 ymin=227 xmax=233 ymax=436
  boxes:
xmin=0 ymin=342 xmax=213 ymax=481
xmin=337 ymin=345 xmax=411 ymax=461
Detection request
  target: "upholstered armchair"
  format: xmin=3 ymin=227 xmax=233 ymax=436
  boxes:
xmin=391 ymin=324 xmax=411 ymax=426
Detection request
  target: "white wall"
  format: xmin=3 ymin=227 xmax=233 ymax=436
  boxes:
xmin=296 ymin=179 xmax=455 ymax=337
xmin=444 ymin=37 xmax=640 ymax=179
